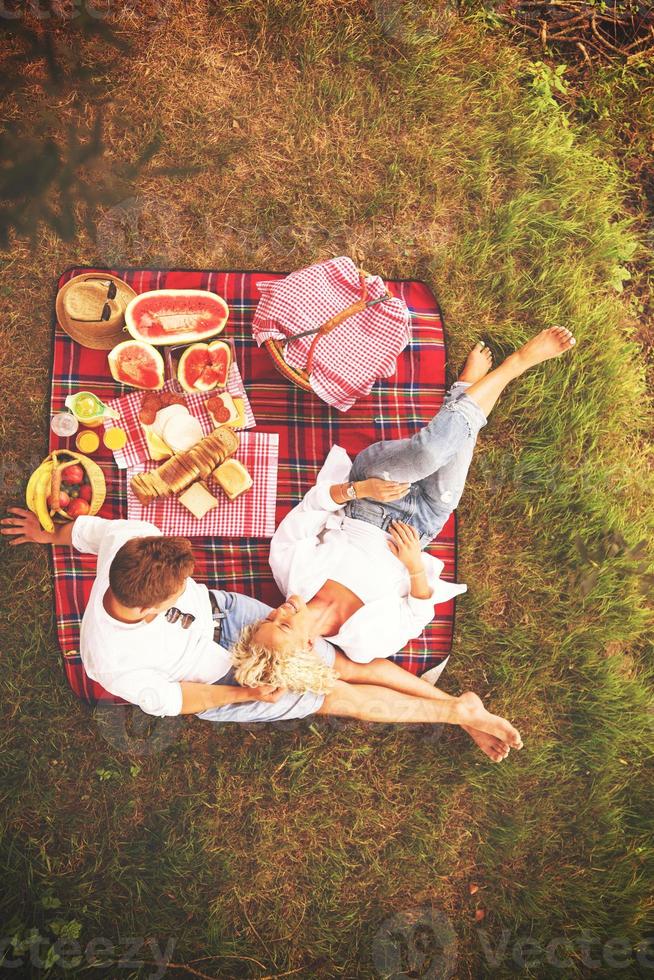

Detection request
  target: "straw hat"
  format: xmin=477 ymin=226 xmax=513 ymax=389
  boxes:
xmin=56 ymin=273 xmax=137 ymax=350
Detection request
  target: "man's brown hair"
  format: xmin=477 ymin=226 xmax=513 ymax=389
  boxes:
xmin=109 ymin=536 xmax=195 ymax=608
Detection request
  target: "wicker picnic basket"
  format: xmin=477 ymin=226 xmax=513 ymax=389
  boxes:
xmin=264 ymin=268 xmax=392 ymax=392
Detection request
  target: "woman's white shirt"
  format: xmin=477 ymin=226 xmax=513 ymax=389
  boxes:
xmin=268 ymin=445 xmax=467 ymax=662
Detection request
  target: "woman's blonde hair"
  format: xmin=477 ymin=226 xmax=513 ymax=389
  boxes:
xmin=231 ymin=620 xmax=339 ymax=695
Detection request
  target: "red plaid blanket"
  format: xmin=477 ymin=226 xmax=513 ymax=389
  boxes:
xmin=49 ymin=267 xmax=460 ymax=705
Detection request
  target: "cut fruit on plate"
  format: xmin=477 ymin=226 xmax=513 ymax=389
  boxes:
xmin=125 ymin=290 xmax=229 ymax=345
xmin=108 ymin=340 xmax=165 ymax=390
xmin=178 ymin=340 xmax=232 ymax=393
xmin=211 ymin=458 xmax=253 ymax=501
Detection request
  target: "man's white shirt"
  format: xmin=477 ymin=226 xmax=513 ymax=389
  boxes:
xmin=73 ymin=516 xmax=232 ymax=716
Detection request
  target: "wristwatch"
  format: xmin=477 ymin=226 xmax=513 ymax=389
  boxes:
xmin=345 ymin=482 xmax=358 ymax=500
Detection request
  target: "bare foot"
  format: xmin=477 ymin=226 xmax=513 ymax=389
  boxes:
xmin=457 ymin=691 xmax=523 ymax=749
xmin=462 ymin=725 xmax=511 ymax=763
xmin=458 ymin=341 xmax=493 ymax=384
xmin=513 ymin=325 xmax=576 ymax=372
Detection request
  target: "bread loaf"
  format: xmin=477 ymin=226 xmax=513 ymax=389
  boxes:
xmin=130 ymin=427 xmax=239 ymax=505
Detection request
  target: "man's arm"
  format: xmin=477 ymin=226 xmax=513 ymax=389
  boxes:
xmin=180 ymin=681 xmax=285 ymax=715
xmin=1 ymin=507 xmax=75 ymax=547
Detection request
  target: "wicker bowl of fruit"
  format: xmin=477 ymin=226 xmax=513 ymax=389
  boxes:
xmin=26 ymin=450 xmax=106 ymax=533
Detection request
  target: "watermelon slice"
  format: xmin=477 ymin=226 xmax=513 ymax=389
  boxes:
xmin=125 ymin=290 xmax=229 ymax=345
xmin=108 ymin=340 xmax=165 ymax=390
xmin=177 ymin=340 xmax=232 ymax=393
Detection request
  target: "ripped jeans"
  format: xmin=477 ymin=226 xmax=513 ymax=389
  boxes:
xmin=345 ymin=382 xmax=487 ymax=549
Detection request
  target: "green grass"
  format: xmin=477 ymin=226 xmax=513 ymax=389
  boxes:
xmin=1 ymin=2 xmax=653 ymax=977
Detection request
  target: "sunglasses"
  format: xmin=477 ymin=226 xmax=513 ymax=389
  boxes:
xmin=70 ymin=278 xmax=118 ymax=323
xmin=165 ymin=607 xmax=196 ymax=630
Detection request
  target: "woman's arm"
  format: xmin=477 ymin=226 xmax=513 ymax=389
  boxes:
xmin=387 ymin=520 xmax=431 ymax=599
xmin=268 ymin=483 xmax=346 ymax=591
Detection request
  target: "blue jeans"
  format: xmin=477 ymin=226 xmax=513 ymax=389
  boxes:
xmin=196 ymin=590 xmax=336 ymax=724
xmin=345 ymin=382 xmax=487 ymax=548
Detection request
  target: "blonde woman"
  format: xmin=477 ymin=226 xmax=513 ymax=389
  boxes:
xmin=232 ymin=327 xmax=576 ymax=758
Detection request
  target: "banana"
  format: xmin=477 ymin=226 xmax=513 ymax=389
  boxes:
xmin=25 ymin=466 xmax=43 ymax=514
xmin=26 ymin=450 xmax=94 ymax=530
xmin=26 ymin=459 xmax=53 ymax=515
xmin=33 ymin=462 xmax=55 ymax=533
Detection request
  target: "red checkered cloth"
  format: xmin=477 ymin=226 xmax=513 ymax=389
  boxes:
xmin=126 ymin=431 xmax=278 ymax=537
xmin=252 ymin=256 xmax=411 ymax=411
xmin=103 ymin=368 xmax=255 ymax=470
xmin=50 ymin=266 xmax=459 ymax=706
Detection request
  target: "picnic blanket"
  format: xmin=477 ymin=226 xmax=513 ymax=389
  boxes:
xmin=49 ymin=267 xmax=460 ymax=706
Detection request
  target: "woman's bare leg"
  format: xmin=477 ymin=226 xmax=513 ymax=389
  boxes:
xmin=457 ymin=340 xmax=494 ymax=384
xmin=334 ymin=652 xmax=511 ymax=762
xmin=317 ymin=680 xmax=523 ymax=749
xmin=462 ymin=326 xmax=576 ymax=419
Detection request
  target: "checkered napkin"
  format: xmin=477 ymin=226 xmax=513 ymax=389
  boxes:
xmin=252 ymin=256 xmax=411 ymax=412
xmin=102 ymin=363 xmax=255 ymax=470
xmin=125 ymin=431 xmax=279 ymax=538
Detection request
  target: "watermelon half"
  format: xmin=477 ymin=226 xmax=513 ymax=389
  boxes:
xmin=125 ymin=289 xmax=229 ymax=345
xmin=108 ymin=340 xmax=165 ymax=390
xmin=178 ymin=340 xmax=232 ymax=393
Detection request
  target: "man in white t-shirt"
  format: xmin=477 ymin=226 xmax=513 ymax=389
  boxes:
xmin=2 ymin=506 xmax=523 ymax=761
